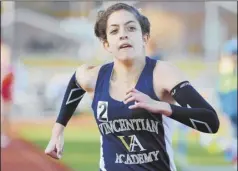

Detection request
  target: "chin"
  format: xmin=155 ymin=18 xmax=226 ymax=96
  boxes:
xmin=117 ymin=53 xmax=136 ymax=61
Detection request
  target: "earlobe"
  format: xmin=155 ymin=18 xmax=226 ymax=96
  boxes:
xmin=143 ymin=34 xmax=150 ymax=45
xmin=103 ymin=41 xmax=112 ymax=53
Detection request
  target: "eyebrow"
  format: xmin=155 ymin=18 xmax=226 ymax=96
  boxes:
xmin=109 ymin=20 xmax=136 ymax=27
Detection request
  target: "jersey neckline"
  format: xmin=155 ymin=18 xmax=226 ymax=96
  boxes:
xmin=107 ymin=57 xmax=149 ymax=104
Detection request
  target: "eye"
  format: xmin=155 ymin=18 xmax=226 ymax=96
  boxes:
xmin=128 ymin=26 xmax=136 ymax=31
xmin=110 ymin=29 xmax=118 ymax=34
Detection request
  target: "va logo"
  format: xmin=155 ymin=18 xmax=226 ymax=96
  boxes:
xmin=97 ymin=101 xmax=108 ymax=122
xmin=118 ymin=135 xmax=146 ymax=152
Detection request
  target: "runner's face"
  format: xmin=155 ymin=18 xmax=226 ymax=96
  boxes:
xmin=104 ymin=10 xmax=148 ymax=61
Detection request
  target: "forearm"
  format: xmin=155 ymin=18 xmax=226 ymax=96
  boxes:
xmin=56 ymin=72 xmax=86 ymax=126
xmin=169 ymin=104 xmax=219 ymax=133
xmin=51 ymin=123 xmax=65 ymax=138
xmin=165 ymin=81 xmax=219 ymax=133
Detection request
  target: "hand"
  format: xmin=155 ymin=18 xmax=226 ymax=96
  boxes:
xmin=123 ymin=88 xmax=172 ymax=116
xmin=45 ymin=133 xmax=64 ymax=160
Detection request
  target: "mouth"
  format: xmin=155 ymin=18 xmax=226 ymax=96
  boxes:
xmin=119 ymin=43 xmax=133 ymax=50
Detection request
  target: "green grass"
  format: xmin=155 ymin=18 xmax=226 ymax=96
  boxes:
xmin=35 ymin=140 xmax=100 ymax=171
xmin=173 ymin=130 xmax=230 ymax=166
xmin=17 ymin=120 xmax=229 ymax=171
xmin=186 ymin=142 xmax=228 ymax=165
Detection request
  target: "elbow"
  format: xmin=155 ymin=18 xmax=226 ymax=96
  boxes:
xmin=210 ymin=111 xmax=220 ymax=134
xmin=212 ymin=115 xmax=220 ymax=134
xmin=199 ymin=110 xmax=220 ymax=134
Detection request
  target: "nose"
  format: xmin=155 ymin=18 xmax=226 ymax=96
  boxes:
xmin=119 ymin=35 xmax=128 ymax=40
xmin=119 ymin=28 xmax=128 ymax=40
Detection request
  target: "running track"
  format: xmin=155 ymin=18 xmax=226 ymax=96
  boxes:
xmin=1 ymin=137 xmax=72 ymax=171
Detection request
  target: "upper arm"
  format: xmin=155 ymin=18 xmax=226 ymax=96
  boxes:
xmin=75 ymin=64 xmax=101 ymax=92
xmin=154 ymin=61 xmax=188 ymax=93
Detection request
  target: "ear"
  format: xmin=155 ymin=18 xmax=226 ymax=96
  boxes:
xmin=142 ymin=34 xmax=150 ymax=46
xmin=102 ymin=40 xmax=112 ymax=53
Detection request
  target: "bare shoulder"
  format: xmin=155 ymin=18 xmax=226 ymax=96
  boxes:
xmin=75 ymin=64 xmax=102 ymax=92
xmin=154 ymin=60 xmax=188 ymax=92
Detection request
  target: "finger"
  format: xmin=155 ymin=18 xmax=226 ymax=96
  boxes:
xmin=128 ymin=102 xmax=139 ymax=109
xmin=56 ymin=144 xmax=63 ymax=159
xmin=124 ymin=96 xmax=136 ymax=104
xmin=124 ymin=92 xmax=134 ymax=102
xmin=129 ymin=104 xmax=137 ymax=109
xmin=59 ymin=147 xmax=64 ymax=156
xmin=126 ymin=88 xmax=136 ymax=94
xmin=45 ymin=142 xmax=60 ymax=159
xmin=131 ymin=88 xmax=140 ymax=93
xmin=126 ymin=88 xmax=133 ymax=94
xmin=56 ymin=137 xmax=64 ymax=157
xmin=45 ymin=146 xmax=59 ymax=159
xmin=47 ymin=151 xmax=60 ymax=159
xmin=45 ymin=142 xmax=55 ymax=154
xmin=129 ymin=102 xmax=146 ymax=109
xmin=57 ymin=151 xmax=62 ymax=159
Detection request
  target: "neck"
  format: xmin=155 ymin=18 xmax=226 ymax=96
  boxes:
xmin=111 ymin=57 xmax=146 ymax=84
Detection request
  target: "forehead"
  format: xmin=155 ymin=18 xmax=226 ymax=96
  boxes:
xmin=107 ymin=10 xmax=138 ymax=26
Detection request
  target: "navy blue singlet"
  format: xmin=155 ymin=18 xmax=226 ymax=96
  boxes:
xmin=92 ymin=57 xmax=176 ymax=171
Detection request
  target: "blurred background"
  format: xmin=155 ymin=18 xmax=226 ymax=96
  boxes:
xmin=1 ymin=1 xmax=237 ymax=171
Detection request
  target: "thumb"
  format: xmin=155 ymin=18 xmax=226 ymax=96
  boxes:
xmin=56 ymin=143 xmax=63 ymax=159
